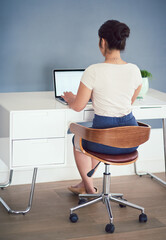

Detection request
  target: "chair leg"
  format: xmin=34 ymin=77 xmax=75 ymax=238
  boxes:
xmin=110 ymin=196 xmax=145 ymax=213
xmin=70 ymin=196 xmax=102 ymax=214
xmin=104 ymin=196 xmax=113 ymax=223
xmin=109 ymin=193 xmax=123 ymax=198
xmin=79 ymin=193 xmax=101 ymax=199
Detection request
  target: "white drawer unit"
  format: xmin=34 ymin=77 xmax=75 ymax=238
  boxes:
xmin=83 ymin=110 xmax=94 ymax=121
xmin=12 ymin=138 xmax=65 ymax=167
xmin=0 ymin=93 xmax=68 ymax=214
xmin=11 ymin=110 xmax=65 ymax=140
xmin=10 ymin=109 xmax=66 ymax=168
xmin=133 ymin=106 xmax=166 ymax=120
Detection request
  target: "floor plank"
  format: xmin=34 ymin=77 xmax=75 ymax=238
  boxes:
xmin=0 ymin=173 xmax=166 ymax=240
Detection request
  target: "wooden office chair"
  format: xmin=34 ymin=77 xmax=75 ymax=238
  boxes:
xmin=69 ymin=122 xmax=151 ymax=233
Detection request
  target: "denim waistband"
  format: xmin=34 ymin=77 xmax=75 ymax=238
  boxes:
xmin=94 ymin=112 xmax=133 ymax=121
xmin=92 ymin=112 xmax=136 ymax=128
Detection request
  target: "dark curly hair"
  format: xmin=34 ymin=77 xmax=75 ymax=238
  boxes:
xmin=98 ymin=20 xmax=130 ymax=51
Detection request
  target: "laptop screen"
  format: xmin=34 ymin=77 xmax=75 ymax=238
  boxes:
xmin=53 ymin=69 xmax=84 ymax=97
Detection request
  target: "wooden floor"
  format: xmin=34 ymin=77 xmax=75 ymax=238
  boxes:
xmin=0 ymin=173 xmax=166 ymax=240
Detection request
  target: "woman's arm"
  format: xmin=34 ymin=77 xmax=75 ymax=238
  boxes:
xmin=61 ymin=82 xmax=92 ymax=112
xmin=131 ymin=84 xmax=142 ymax=104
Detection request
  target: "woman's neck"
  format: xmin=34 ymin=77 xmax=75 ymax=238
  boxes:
xmin=104 ymin=50 xmax=126 ymax=64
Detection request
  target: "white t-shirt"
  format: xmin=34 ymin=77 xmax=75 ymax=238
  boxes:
xmin=81 ymin=63 xmax=142 ymax=117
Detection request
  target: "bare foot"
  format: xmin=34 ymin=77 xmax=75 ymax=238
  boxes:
xmin=71 ymin=181 xmax=85 ymax=188
xmin=85 ymin=186 xmax=98 ymax=194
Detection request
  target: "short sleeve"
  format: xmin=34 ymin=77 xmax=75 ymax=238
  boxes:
xmin=133 ymin=65 xmax=142 ymax=89
xmin=81 ymin=65 xmax=95 ymax=90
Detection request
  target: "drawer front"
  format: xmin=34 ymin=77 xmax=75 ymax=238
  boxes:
xmin=133 ymin=106 xmax=166 ymax=120
xmin=83 ymin=110 xmax=94 ymax=121
xmin=12 ymin=138 xmax=65 ymax=167
xmin=12 ymin=110 xmax=65 ymax=139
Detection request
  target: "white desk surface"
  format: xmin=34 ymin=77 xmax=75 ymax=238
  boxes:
xmin=0 ymin=88 xmax=166 ymax=112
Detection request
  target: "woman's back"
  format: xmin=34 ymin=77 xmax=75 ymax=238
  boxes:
xmin=81 ymin=63 xmax=142 ymax=117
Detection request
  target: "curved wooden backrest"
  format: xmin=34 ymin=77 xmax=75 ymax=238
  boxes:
xmin=70 ymin=122 xmax=151 ymax=148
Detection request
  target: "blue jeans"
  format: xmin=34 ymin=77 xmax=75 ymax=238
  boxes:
xmin=81 ymin=112 xmax=138 ymax=155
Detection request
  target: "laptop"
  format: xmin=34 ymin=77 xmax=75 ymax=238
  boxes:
xmin=53 ymin=69 xmax=92 ymax=105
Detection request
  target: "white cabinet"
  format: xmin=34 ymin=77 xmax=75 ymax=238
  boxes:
xmin=11 ymin=110 xmax=65 ymax=139
xmin=83 ymin=109 xmax=94 ymax=121
xmin=0 ymin=105 xmax=66 ymax=169
xmin=12 ymin=138 xmax=65 ymax=167
xmin=10 ymin=110 xmax=66 ymax=168
xmin=132 ymin=106 xmax=166 ymax=120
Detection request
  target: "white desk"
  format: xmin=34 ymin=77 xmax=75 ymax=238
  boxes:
xmin=0 ymin=88 xmax=166 ymax=214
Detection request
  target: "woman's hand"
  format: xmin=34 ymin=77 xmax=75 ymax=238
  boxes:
xmin=61 ymin=82 xmax=92 ymax=112
xmin=61 ymin=91 xmax=76 ymax=105
xmin=131 ymin=84 xmax=142 ymax=104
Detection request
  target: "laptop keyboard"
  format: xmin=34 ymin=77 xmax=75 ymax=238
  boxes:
xmin=57 ymin=97 xmax=92 ymax=105
xmin=59 ymin=97 xmax=67 ymax=103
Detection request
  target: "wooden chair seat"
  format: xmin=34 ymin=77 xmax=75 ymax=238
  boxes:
xmin=84 ymin=149 xmax=138 ymax=164
xmin=71 ymin=121 xmax=150 ymax=166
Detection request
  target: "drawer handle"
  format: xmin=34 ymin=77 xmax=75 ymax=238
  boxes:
xmin=140 ymin=107 xmax=162 ymax=109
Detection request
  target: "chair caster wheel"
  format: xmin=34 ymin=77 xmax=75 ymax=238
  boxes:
xmin=105 ymin=223 xmax=115 ymax=233
xmin=139 ymin=213 xmax=147 ymax=222
xmin=69 ymin=213 xmax=78 ymax=223
xmin=119 ymin=204 xmax=126 ymax=208
xmin=119 ymin=198 xmax=127 ymax=208
xmin=78 ymin=198 xmax=87 ymax=205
